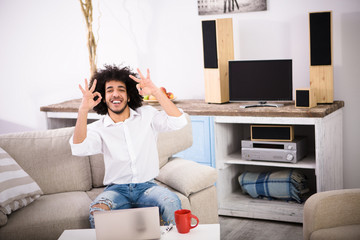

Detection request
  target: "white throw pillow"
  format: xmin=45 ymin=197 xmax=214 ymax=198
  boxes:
xmin=156 ymin=158 xmax=217 ymax=197
xmin=0 ymin=147 xmax=43 ymax=226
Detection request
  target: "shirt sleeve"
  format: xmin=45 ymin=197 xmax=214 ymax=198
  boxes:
xmin=151 ymin=108 xmax=188 ymax=132
xmin=69 ymin=130 xmax=102 ymax=156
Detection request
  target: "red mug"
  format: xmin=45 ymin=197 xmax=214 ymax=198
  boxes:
xmin=174 ymin=209 xmax=199 ymax=234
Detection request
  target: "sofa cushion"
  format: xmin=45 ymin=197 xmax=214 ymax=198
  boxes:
xmin=303 ymin=188 xmax=360 ymax=240
xmin=0 ymin=192 xmax=91 ymax=240
xmin=156 ymin=158 xmax=217 ymax=197
xmin=157 ymin=114 xmax=192 ymax=168
xmin=154 ymin=180 xmax=191 ymax=210
xmin=0 ymin=147 xmax=43 ymax=226
xmin=310 ymin=225 xmax=360 ymax=240
xmin=89 ymin=154 xmax=105 ymax=188
xmin=86 ymin=187 xmax=105 ymax=201
xmin=188 ymin=185 xmax=219 ymax=224
xmin=0 ymin=127 xmax=92 ymax=194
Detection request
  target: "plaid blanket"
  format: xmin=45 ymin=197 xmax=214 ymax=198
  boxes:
xmin=238 ymin=170 xmax=309 ymax=203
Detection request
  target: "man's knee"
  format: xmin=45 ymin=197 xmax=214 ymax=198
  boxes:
xmin=92 ymin=203 xmax=110 ymax=210
xmin=90 ymin=202 xmax=111 ymax=215
xmin=158 ymin=191 xmax=181 ymax=211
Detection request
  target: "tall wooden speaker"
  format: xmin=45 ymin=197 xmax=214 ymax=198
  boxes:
xmin=309 ymin=11 xmax=333 ymax=103
xmin=201 ymin=18 xmax=234 ymax=103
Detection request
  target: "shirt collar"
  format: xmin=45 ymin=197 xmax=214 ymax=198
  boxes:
xmin=103 ymin=108 xmax=139 ymax=127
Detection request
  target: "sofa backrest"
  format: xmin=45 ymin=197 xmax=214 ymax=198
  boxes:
xmin=90 ymin=114 xmax=193 ymax=187
xmin=157 ymin=114 xmax=193 ymax=168
xmin=0 ymin=127 xmax=92 ymax=195
xmin=0 ymin=114 xmax=193 ymax=191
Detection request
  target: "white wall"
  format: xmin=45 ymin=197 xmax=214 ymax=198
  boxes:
xmin=0 ymin=0 xmax=359 ymax=188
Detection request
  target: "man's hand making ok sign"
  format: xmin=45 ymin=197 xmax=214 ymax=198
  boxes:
xmin=78 ymin=79 xmax=102 ymax=113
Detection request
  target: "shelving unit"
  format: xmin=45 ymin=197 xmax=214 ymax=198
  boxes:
xmin=214 ymin=109 xmax=343 ymax=223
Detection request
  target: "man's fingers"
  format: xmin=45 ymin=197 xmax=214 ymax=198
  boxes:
xmin=129 ymin=74 xmax=140 ymax=83
xmin=93 ymin=92 xmax=102 ymax=105
xmin=137 ymin=68 xmax=145 ymax=80
xmin=93 ymin=91 xmax=102 ymax=99
xmin=146 ymin=69 xmax=150 ymax=80
xmin=89 ymin=79 xmax=97 ymax=92
xmin=84 ymin=79 xmax=89 ymax=90
xmin=79 ymin=78 xmax=98 ymax=96
xmin=136 ymin=84 xmax=144 ymax=95
xmin=79 ymin=84 xmax=86 ymax=94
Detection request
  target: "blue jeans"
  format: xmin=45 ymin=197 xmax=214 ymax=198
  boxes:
xmin=89 ymin=181 xmax=181 ymax=228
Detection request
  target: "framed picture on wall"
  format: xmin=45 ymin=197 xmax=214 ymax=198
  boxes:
xmin=198 ymin=0 xmax=267 ymax=16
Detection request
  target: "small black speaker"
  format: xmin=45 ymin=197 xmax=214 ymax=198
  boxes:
xmin=295 ymin=88 xmax=317 ymax=108
xmin=251 ymin=125 xmax=294 ymax=142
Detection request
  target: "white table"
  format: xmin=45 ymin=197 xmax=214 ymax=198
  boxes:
xmin=58 ymin=224 xmax=220 ymax=240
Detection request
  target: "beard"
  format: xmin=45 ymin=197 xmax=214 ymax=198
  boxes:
xmin=107 ymin=100 xmax=129 ymax=115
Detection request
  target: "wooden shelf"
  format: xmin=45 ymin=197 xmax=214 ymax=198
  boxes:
xmin=218 ymin=192 xmax=304 ymax=223
xmin=223 ymin=152 xmax=316 ymax=169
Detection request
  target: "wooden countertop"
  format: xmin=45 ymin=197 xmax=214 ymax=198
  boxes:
xmin=40 ymin=99 xmax=344 ymax=118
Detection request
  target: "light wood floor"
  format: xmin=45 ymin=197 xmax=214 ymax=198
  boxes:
xmin=219 ymin=216 xmax=303 ymax=240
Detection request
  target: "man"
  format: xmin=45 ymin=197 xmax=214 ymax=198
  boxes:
xmin=69 ymin=65 xmax=187 ymax=228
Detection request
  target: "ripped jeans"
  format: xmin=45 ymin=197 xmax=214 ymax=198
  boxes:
xmin=89 ymin=180 xmax=181 ymax=228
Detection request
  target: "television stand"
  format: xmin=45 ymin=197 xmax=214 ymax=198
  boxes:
xmin=240 ymin=102 xmax=284 ymax=108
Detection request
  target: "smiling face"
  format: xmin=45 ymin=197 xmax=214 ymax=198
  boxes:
xmin=104 ymin=80 xmax=130 ymax=116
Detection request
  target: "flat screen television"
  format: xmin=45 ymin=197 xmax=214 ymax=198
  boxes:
xmin=229 ymin=59 xmax=293 ymax=108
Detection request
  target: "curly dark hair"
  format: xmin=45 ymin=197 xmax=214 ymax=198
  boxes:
xmin=89 ymin=64 xmax=143 ymax=115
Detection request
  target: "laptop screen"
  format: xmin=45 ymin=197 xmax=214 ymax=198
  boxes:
xmin=94 ymin=207 xmax=161 ymax=240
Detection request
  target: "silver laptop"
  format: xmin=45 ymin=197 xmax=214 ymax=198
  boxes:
xmin=94 ymin=206 xmax=161 ymax=240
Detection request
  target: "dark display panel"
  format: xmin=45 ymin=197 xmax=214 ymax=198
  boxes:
xmin=229 ymin=59 xmax=293 ymax=102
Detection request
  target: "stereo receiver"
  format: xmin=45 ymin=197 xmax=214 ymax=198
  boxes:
xmin=241 ymin=137 xmax=307 ymax=163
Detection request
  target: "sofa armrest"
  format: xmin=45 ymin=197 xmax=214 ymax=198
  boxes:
xmin=156 ymin=158 xmax=217 ymax=197
xmin=303 ymin=188 xmax=360 ymax=240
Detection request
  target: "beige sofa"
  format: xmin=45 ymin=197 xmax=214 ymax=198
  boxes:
xmin=0 ymin=116 xmax=218 ymax=240
xmin=303 ymin=188 xmax=360 ymax=240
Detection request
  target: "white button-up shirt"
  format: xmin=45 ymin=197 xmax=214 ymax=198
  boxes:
xmin=69 ymin=105 xmax=187 ymax=185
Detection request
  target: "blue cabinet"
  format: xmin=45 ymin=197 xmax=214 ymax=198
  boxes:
xmin=173 ymin=116 xmax=215 ymax=168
